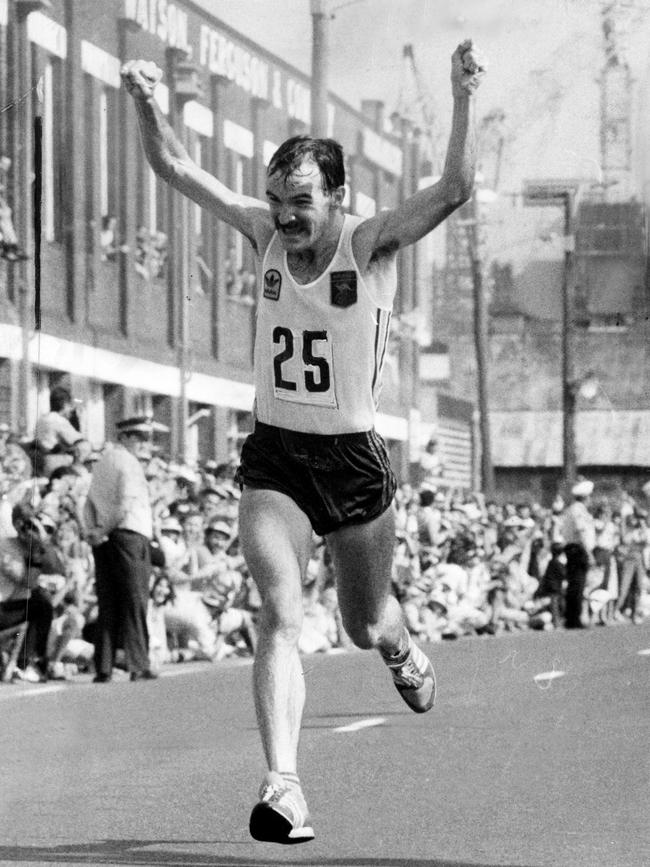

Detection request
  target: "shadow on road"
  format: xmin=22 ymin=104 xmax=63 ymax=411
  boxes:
xmin=0 ymin=839 xmax=535 ymax=867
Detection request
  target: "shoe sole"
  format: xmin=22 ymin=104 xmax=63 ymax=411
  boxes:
xmin=249 ymin=803 xmax=314 ymax=844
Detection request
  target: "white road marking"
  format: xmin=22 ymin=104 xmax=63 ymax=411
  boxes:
xmin=0 ymin=684 xmax=65 ymax=700
xmin=637 ymin=648 xmax=650 ymax=656
xmin=533 ymin=670 xmax=566 ymax=682
xmin=333 ymin=717 xmax=386 ymax=733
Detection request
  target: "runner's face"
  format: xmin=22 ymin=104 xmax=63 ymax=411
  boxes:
xmin=266 ymin=159 xmax=341 ymax=252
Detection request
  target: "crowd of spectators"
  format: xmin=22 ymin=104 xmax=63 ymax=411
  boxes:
xmin=0 ymin=411 xmax=648 ymax=685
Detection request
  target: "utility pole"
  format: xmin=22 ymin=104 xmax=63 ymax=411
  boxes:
xmin=172 ymin=57 xmax=202 ymax=462
xmin=310 ymin=0 xmax=331 ymax=137
xmin=465 ymin=193 xmax=495 ymax=498
xmin=560 ymin=190 xmax=577 ymax=491
xmin=523 ymin=179 xmax=580 ymax=492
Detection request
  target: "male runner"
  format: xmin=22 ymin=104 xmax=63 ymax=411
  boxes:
xmin=122 ymin=38 xmax=486 ymax=844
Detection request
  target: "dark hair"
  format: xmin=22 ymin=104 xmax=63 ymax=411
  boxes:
xmin=267 ymin=135 xmax=345 ymax=194
xmin=49 ymin=465 xmax=76 ymax=482
xmin=419 ymin=489 xmax=435 ymax=508
xmin=50 ymin=386 xmax=71 ymax=412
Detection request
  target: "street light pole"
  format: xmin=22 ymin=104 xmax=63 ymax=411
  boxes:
xmin=561 ymin=190 xmax=577 ymax=490
xmin=523 ymin=179 xmax=582 ymax=492
xmin=466 ymin=193 xmax=495 ymax=498
xmin=310 ymin=0 xmax=331 ymax=137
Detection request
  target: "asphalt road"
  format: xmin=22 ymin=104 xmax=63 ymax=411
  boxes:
xmin=1 ymin=623 xmax=649 ymax=867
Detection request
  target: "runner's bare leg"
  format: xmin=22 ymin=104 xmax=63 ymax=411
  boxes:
xmin=328 ymin=506 xmax=405 ymax=654
xmin=239 ymin=487 xmax=313 ymax=773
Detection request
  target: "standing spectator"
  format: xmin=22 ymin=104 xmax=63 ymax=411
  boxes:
xmin=84 ymin=415 xmax=166 ymax=682
xmin=562 ymin=479 xmax=596 ymax=629
xmin=416 ymin=488 xmax=445 ymax=549
xmin=592 ymin=504 xmax=619 ymax=622
xmin=419 ymin=437 xmax=445 ymax=488
xmin=615 ymin=509 xmax=648 ymax=625
xmin=33 ymin=386 xmax=82 ymax=477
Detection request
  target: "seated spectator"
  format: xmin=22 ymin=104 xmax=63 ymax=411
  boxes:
xmin=0 ymin=506 xmax=60 ymax=682
xmin=167 ymin=467 xmax=200 ymax=518
xmin=147 ymin=573 xmax=174 ymax=671
xmin=39 ymin=465 xmax=83 ymax=526
xmin=0 ymin=431 xmax=34 ymax=536
xmin=531 ymin=541 xmax=565 ymax=629
xmin=177 ymin=510 xmax=207 ymax=586
xmin=53 ymin=517 xmax=94 ymax=606
xmin=33 ymin=386 xmax=82 ymax=477
xmin=199 ymin=487 xmax=231 ymax=525
xmin=401 ymin=572 xmax=446 ymax=644
xmin=203 ymin=568 xmax=257 ymax=659
xmin=157 ymin=515 xmax=187 ymax=575
xmin=488 ymin=549 xmax=539 ymax=632
xmin=46 ymin=589 xmax=93 ymax=680
xmin=433 ymin=561 xmax=489 ymax=637
xmin=195 ymin=519 xmax=243 ymax=583
xmin=161 ymin=513 xmax=219 ymax=663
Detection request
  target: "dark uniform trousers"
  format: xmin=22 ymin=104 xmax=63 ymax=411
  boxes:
xmin=564 ymin=542 xmax=589 ymax=628
xmin=92 ymin=528 xmax=151 ymax=676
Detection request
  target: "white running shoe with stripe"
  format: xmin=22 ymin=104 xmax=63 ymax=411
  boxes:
xmin=249 ymin=771 xmax=315 ymax=844
xmin=384 ymin=633 xmax=436 ymax=713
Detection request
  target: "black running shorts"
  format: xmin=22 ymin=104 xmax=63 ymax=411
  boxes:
xmin=236 ymin=421 xmax=397 ymax=536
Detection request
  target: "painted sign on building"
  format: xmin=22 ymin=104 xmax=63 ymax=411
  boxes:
xmin=123 ymin=0 xmax=189 ymax=50
xmin=198 ymin=23 xmax=270 ymax=101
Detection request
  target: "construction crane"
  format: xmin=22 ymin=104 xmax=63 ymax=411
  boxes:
xmin=394 ymin=43 xmax=441 ymax=172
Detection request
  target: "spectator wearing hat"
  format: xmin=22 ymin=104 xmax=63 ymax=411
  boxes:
xmin=562 ymin=479 xmax=596 ymax=629
xmin=84 ymin=415 xmax=167 ymax=682
xmin=199 ymin=487 xmax=231 ymax=525
xmin=158 ymin=515 xmax=187 ymax=574
xmin=33 ymin=386 xmax=83 ymax=477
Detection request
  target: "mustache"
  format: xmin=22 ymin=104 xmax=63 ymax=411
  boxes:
xmin=275 ymin=217 xmax=306 ymax=231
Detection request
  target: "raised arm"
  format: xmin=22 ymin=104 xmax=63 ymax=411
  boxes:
xmin=354 ymin=40 xmax=486 ymax=266
xmin=121 ymin=60 xmax=270 ymax=247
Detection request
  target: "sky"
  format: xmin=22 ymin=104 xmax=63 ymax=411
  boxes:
xmin=194 ymin=1 xmax=650 ymax=267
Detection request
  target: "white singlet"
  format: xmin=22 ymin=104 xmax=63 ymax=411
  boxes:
xmin=253 ymin=214 xmax=397 ymax=435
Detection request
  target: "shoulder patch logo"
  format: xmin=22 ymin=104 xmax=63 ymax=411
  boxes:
xmin=264 ymin=269 xmax=282 ymax=300
xmin=330 ymin=271 xmax=357 ymax=308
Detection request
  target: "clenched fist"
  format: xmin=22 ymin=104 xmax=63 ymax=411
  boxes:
xmin=451 ymin=39 xmax=487 ymax=97
xmin=121 ymin=59 xmax=163 ymax=100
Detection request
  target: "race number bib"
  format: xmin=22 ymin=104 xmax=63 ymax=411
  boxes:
xmin=272 ymin=326 xmax=337 ymax=408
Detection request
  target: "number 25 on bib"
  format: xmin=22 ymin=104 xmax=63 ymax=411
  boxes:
xmin=272 ymin=326 xmax=337 ymax=408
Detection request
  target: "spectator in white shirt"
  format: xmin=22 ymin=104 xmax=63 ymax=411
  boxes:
xmin=33 ymin=386 xmax=82 ymax=477
xmin=84 ymin=415 xmax=167 ymax=682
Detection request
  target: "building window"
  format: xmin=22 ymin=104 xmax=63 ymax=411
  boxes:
xmin=98 ymin=88 xmax=118 ymax=222
xmin=133 ymin=162 xmax=168 ymax=281
xmin=225 ymin=156 xmax=254 ymax=303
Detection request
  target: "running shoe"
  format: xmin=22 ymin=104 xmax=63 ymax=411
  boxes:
xmin=384 ymin=633 xmax=436 ymax=713
xmin=249 ymin=771 xmax=314 ymax=844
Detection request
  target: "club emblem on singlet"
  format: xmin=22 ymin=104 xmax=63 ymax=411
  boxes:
xmin=330 ymin=271 xmax=357 ymax=308
xmin=264 ymin=269 xmax=282 ymax=300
